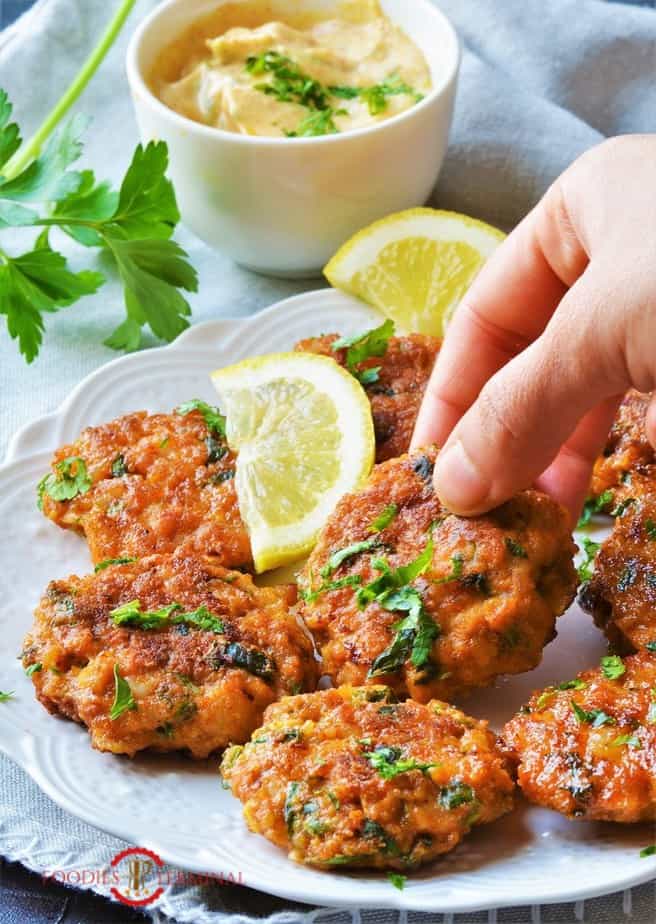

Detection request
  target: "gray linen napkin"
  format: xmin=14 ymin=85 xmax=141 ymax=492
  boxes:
xmin=1 ymin=0 xmax=655 ymax=920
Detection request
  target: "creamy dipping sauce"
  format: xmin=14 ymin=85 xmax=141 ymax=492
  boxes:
xmin=154 ymin=1 xmax=431 ymax=138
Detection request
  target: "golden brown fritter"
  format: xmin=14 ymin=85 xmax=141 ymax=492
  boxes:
xmin=591 ymin=390 xmax=655 ymax=506
xmin=502 ymin=651 xmax=656 ymax=822
xmin=221 ymin=685 xmax=514 ymax=870
xmin=579 ymin=491 xmax=656 ymax=653
xmin=299 ymin=448 xmax=577 ymax=702
xmin=295 ymin=332 xmax=440 ymax=462
xmin=38 ymin=406 xmax=251 ymax=570
xmin=22 ymin=551 xmax=317 ymax=758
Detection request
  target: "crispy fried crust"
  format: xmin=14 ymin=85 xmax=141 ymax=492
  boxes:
xmin=502 ymin=651 xmax=656 ymax=822
xmin=22 ymin=551 xmax=317 ymax=758
xmin=40 ymin=409 xmax=251 ymax=569
xmin=221 ymin=685 xmax=514 ymax=869
xmin=591 ymin=390 xmax=655 ymax=505
xmin=300 ymin=448 xmax=578 ymax=701
xmin=580 ymin=492 xmax=656 ymax=653
xmin=295 ymin=333 xmax=440 ymax=462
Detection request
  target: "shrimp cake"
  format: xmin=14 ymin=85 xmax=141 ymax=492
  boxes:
xmin=502 ymin=651 xmax=656 ymax=822
xmin=22 ymin=551 xmax=317 ymax=758
xmin=38 ymin=406 xmax=251 ymax=569
xmin=591 ymin=390 xmax=655 ymax=506
xmin=579 ymin=491 xmax=656 ymax=653
xmin=295 ymin=333 xmax=440 ymax=462
xmin=299 ymin=448 xmax=577 ymax=701
xmin=221 ymin=685 xmax=514 ymax=870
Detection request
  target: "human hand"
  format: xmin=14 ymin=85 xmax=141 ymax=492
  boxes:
xmin=412 ymin=134 xmax=656 ymax=522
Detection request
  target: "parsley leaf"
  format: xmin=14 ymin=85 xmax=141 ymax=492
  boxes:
xmin=577 ymin=537 xmax=601 ymax=583
xmin=646 ymin=519 xmax=656 ymax=540
xmin=110 ymin=599 xmax=225 ymax=634
xmin=321 ymin=538 xmax=381 ymax=577
xmin=439 ymin=781 xmax=475 ymax=810
xmin=37 ymin=456 xmax=92 ymax=507
xmin=600 ymin=655 xmax=626 ymax=681
xmin=1 ymin=245 xmax=103 ymax=362
xmin=640 ymin=845 xmax=656 ymax=858
xmin=332 ymin=319 xmax=395 ymax=385
xmin=505 ymin=537 xmax=527 ymax=558
xmin=0 ymin=690 xmax=15 ymax=702
xmin=25 ymin=662 xmax=42 ymax=676
xmin=175 ymin=399 xmax=226 ymax=436
xmin=0 ymin=114 xmax=86 ymax=204
xmin=0 ymin=90 xmax=21 ymax=169
xmin=110 ymin=664 xmax=137 ymax=720
xmin=612 ymin=733 xmax=641 ymax=749
xmin=571 ymin=701 xmax=615 ymax=727
xmin=387 ymin=872 xmax=407 ymax=891
xmin=364 ymin=745 xmax=434 ymax=779
xmin=369 ymin=504 xmax=398 ymax=533
xmin=94 ymin=557 xmax=137 ymax=573
xmin=577 ymin=490 xmax=613 ymax=527
xmin=300 ymin=573 xmax=362 ymax=604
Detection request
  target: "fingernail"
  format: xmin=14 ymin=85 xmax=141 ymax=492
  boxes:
xmin=434 ymin=440 xmax=491 ymax=513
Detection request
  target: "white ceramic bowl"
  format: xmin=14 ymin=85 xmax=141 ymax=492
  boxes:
xmin=126 ymin=0 xmax=460 ymax=277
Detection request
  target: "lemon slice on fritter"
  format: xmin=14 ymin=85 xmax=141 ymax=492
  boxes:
xmin=324 ymin=207 xmax=505 ymax=336
xmin=211 ymin=352 xmax=375 ymax=573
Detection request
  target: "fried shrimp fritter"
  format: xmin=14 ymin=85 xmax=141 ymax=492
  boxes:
xmin=22 ymin=551 xmax=317 ymax=758
xmin=295 ymin=332 xmax=440 ymax=462
xmin=299 ymin=448 xmax=577 ymax=701
xmin=579 ymin=492 xmax=656 ymax=653
xmin=502 ymin=651 xmax=656 ymax=822
xmin=591 ymin=390 xmax=655 ymax=506
xmin=38 ymin=405 xmax=251 ymax=569
xmin=221 ymin=685 xmax=514 ymax=869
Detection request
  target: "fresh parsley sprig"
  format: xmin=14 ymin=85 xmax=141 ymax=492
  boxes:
xmin=332 ymin=319 xmax=395 ymax=386
xmin=0 ymin=0 xmax=198 ymax=364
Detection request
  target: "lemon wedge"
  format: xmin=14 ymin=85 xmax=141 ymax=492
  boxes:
xmin=211 ymin=352 xmax=375 ymax=573
xmin=324 ymin=207 xmax=505 ymax=336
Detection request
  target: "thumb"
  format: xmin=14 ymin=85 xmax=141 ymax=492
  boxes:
xmin=432 ymin=271 xmax=626 ymax=515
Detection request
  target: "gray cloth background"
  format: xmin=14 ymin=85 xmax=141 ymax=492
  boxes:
xmin=1 ymin=0 xmax=656 ymax=920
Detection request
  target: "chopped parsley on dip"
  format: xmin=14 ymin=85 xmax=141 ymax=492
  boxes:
xmin=155 ymin=1 xmax=431 ymax=137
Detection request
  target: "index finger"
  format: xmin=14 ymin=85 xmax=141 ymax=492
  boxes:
xmin=411 ymin=191 xmax=588 ymax=449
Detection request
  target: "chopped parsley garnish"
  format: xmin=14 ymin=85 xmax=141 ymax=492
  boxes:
xmin=94 ymin=556 xmax=137 ymax=573
xmin=110 ymin=665 xmax=136 ymax=720
xmin=212 ymin=468 xmax=235 ymax=483
xmin=364 ymin=745 xmax=434 ymax=780
xmin=640 ymin=845 xmax=656 ymax=858
xmin=362 ymin=540 xmax=438 ymax=677
xmin=577 ymin=538 xmax=601 ymax=583
xmin=600 ymin=655 xmax=626 ymax=680
xmin=111 ymin=454 xmax=127 ymax=477
xmin=577 ymin=490 xmax=613 ymax=527
xmin=611 ymin=497 xmax=635 ymax=517
xmin=37 ymin=456 xmax=91 ymax=508
xmin=557 ymin=678 xmax=587 ymax=691
xmin=571 ymin=701 xmax=615 ymax=727
xmin=284 ymin=781 xmax=299 ymax=834
xmin=110 ymin=600 xmax=224 ymax=633
xmin=505 ymin=537 xmax=527 ymax=558
xmin=211 ymin=642 xmax=273 ymax=680
xmin=362 ymin=819 xmax=400 ymax=856
xmin=439 ymin=781 xmax=475 ymax=810
xmin=387 ymin=872 xmax=407 ymax=891
xmin=288 ymin=107 xmax=343 ymax=137
xmin=331 ymin=75 xmax=423 ymax=114
xmin=612 ymin=733 xmax=641 ymax=749
xmin=300 ymin=573 xmax=362 ymax=604
xmin=321 ymin=538 xmax=381 ymax=578
xmin=647 ymin=641 xmax=656 ymax=652
xmin=175 ymin=399 xmax=226 ymax=436
xmin=206 ymin=434 xmax=227 ymax=464
xmin=332 ymin=319 xmax=394 ymax=385
xmin=434 ymin=553 xmax=464 ymax=584
xmin=369 ymin=503 xmax=398 ymax=533
xmin=0 ymin=690 xmax=15 ymax=702
xmin=646 ymin=519 xmax=656 ymax=540
xmin=25 ymin=662 xmax=42 ymax=676
xmin=617 ymin=562 xmax=637 ymax=592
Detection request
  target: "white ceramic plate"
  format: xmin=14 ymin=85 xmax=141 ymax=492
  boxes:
xmin=1 ymin=289 xmax=654 ymax=914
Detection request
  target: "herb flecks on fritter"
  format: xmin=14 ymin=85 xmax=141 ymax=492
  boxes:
xmin=589 ymin=390 xmax=655 ymax=509
xmin=502 ymin=651 xmax=656 ymax=822
xmin=300 ymin=448 xmax=578 ymax=701
xmin=295 ymin=327 xmax=440 ymax=463
xmin=580 ymin=491 xmax=656 ymax=653
xmin=38 ymin=402 xmax=251 ymax=570
xmin=221 ymin=685 xmax=514 ymax=870
xmin=22 ymin=551 xmax=317 ymax=758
